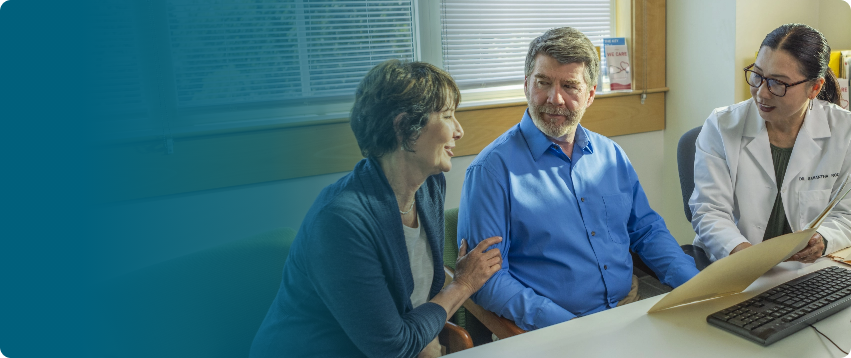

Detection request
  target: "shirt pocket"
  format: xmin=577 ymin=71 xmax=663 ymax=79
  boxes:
xmin=603 ymin=193 xmax=632 ymax=244
xmin=798 ymin=189 xmax=830 ymax=229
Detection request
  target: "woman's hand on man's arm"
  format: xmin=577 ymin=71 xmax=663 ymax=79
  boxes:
xmin=430 ymin=236 xmax=502 ymax=319
xmin=453 ymin=236 xmax=503 ymax=295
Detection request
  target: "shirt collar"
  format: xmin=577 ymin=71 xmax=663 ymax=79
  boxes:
xmin=519 ymin=109 xmax=593 ymax=161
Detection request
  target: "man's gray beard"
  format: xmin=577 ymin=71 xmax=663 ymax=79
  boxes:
xmin=529 ymin=103 xmax=585 ymax=138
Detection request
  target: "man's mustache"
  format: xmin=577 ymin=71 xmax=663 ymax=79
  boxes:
xmin=536 ymin=104 xmax=573 ymax=117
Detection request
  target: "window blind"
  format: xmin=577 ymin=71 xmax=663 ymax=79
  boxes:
xmin=90 ymin=0 xmax=149 ymax=119
xmin=166 ymin=0 xmax=416 ymax=108
xmin=440 ymin=0 xmax=612 ymax=89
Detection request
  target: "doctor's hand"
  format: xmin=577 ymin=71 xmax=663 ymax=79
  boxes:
xmin=730 ymin=242 xmax=753 ymax=255
xmin=788 ymin=232 xmax=825 ymax=264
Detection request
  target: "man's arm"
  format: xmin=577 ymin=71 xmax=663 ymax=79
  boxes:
xmin=623 ymin=166 xmax=699 ymax=288
xmin=458 ymin=164 xmax=575 ymax=330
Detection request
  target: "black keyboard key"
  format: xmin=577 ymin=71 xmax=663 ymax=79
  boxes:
xmin=744 ymin=322 xmax=760 ymax=331
xmin=728 ymin=318 xmax=747 ymax=327
xmin=711 ymin=312 xmax=732 ymax=321
xmin=768 ymin=292 xmax=787 ymax=300
xmin=707 ymin=266 xmax=851 ymax=346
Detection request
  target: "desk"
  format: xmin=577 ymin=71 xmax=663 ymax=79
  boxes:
xmin=449 ymin=260 xmax=851 ymax=357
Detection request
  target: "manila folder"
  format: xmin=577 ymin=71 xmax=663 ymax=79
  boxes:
xmin=647 ymin=228 xmax=814 ymax=313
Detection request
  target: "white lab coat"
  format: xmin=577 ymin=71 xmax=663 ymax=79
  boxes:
xmin=690 ymin=98 xmax=851 ymax=261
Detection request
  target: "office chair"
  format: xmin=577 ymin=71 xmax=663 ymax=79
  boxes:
xmin=444 ymin=208 xmax=527 ymax=344
xmin=105 ymin=227 xmax=473 ymax=357
xmin=677 ymin=125 xmax=712 ymax=270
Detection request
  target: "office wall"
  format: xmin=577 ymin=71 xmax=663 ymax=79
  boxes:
xmin=663 ymin=0 xmax=738 ymax=243
xmin=820 ymin=0 xmax=851 ymax=50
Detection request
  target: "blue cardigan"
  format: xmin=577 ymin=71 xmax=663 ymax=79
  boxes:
xmin=250 ymin=158 xmax=448 ymax=358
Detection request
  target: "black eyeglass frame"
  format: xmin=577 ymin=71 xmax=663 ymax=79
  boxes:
xmin=743 ymin=63 xmax=811 ymax=97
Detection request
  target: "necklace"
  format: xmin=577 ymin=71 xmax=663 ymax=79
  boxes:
xmin=399 ymin=199 xmax=415 ymax=215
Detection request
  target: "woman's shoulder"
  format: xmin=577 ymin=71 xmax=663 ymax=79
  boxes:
xmin=705 ymin=99 xmax=754 ymax=129
xmin=821 ymin=101 xmax=851 ymax=127
xmin=422 ymin=172 xmax=446 ymax=196
xmin=299 ymin=161 xmax=385 ymax=233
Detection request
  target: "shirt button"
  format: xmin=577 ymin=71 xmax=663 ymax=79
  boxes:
xmin=581 ymin=197 xmax=585 ymax=202
xmin=591 ymin=231 xmax=596 ymax=236
xmin=604 ymin=265 xmax=608 ymax=270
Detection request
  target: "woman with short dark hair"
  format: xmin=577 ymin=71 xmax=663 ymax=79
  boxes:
xmin=250 ymin=60 xmax=502 ymax=358
xmin=691 ymin=23 xmax=851 ymax=263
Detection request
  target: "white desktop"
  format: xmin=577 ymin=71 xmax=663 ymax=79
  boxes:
xmin=448 ymin=260 xmax=851 ymax=358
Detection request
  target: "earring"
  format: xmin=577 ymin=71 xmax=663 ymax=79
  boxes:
xmin=809 ymin=99 xmax=814 ymax=110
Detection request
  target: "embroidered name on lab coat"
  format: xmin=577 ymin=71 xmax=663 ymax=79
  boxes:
xmin=800 ymin=173 xmax=840 ymax=181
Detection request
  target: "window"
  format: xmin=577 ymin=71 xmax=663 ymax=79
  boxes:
xmin=440 ymin=0 xmax=614 ymax=90
xmin=91 ymin=0 xmax=154 ymax=136
xmin=166 ymin=0 xmax=416 ymax=107
xmin=101 ymin=0 xmax=615 ymax=138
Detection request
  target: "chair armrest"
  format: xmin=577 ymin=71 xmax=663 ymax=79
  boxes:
xmin=460 ymin=299 xmax=526 ymax=339
xmin=681 ymin=244 xmax=711 ymax=271
xmin=443 ymin=266 xmax=527 ymax=340
xmin=438 ymin=321 xmax=473 ymax=354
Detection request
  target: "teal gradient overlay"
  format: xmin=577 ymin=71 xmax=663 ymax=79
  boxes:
xmin=1 ymin=1 xmax=102 ymax=357
xmin=0 ymin=0 xmax=418 ymax=356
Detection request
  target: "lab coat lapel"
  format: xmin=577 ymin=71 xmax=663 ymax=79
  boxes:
xmin=782 ymin=103 xmax=831 ymax=191
xmin=742 ymin=110 xmax=775 ymax=186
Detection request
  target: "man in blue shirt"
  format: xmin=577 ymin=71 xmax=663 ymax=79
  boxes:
xmin=458 ymin=27 xmax=699 ymax=331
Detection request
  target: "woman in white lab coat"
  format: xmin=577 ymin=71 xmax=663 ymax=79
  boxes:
xmin=691 ymin=23 xmax=851 ymax=262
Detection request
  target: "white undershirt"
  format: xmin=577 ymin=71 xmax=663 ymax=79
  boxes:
xmin=402 ymin=214 xmax=434 ymax=308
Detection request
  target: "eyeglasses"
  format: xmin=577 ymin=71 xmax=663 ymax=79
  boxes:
xmin=743 ymin=64 xmax=809 ymax=97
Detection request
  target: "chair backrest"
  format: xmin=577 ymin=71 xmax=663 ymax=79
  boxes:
xmin=677 ymin=126 xmax=703 ymax=222
xmin=103 ymin=228 xmax=297 ymax=358
xmin=444 ymin=207 xmax=460 ymax=270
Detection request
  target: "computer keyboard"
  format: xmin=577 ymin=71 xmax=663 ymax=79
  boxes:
xmin=707 ymin=266 xmax=851 ymax=346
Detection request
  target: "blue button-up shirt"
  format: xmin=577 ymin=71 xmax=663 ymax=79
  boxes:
xmin=458 ymin=110 xmax=698 ymax=331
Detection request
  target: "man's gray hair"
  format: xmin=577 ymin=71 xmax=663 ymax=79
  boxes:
xmin=525 ymin=27 xmax=600 ymax=88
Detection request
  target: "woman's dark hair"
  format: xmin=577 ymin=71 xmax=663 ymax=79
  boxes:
xmin=760 ymin=23 xmax=841 ymax=105
xmin=350 ymin=60 xmax=460 ymax=158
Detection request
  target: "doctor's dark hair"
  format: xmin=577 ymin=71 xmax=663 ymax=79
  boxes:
xmin=525 ymin=27 xmax=600 ymax=88
xmin=350 ymin=59 xmax=460 ymax=158
xmin=760 ymin=23 xmax=841 ymax=105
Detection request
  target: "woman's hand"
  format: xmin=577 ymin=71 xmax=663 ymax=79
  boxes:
xmin=453 ymin=237 xmax=502 ymax=296
xmin=788 ymin=232 xmax=825 ymax=263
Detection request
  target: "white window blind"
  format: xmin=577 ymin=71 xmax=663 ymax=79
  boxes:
xmin=440 ymin=0 xmax=612 ymax=89
xmin=90 ymin=0 xmax=148 ymax=118
xmin=166 ymin=0 xmax=416 ymax=108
